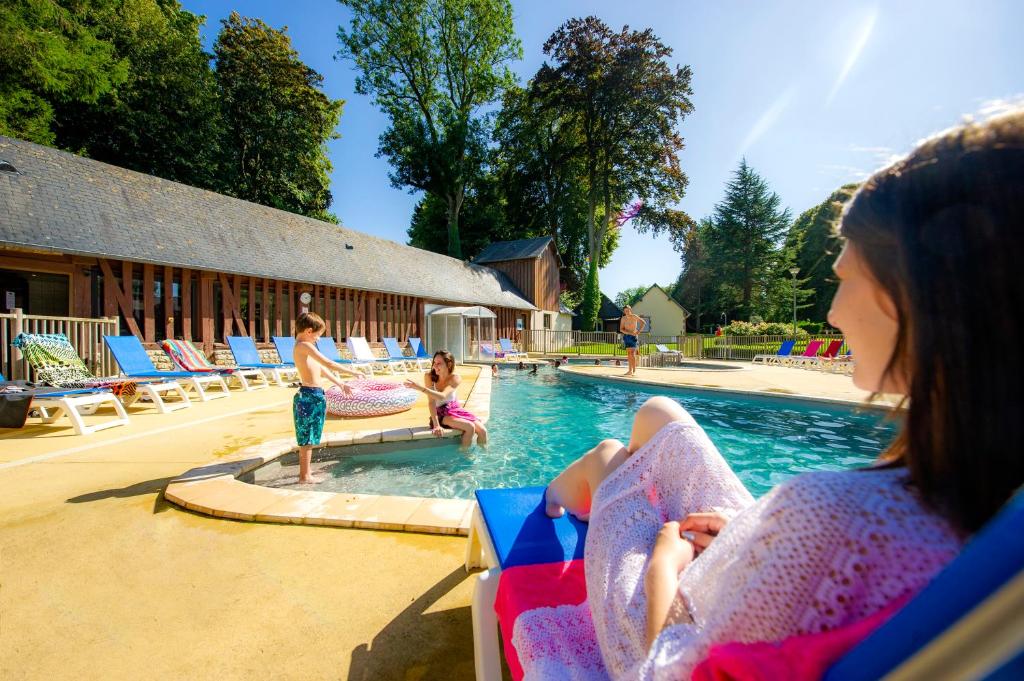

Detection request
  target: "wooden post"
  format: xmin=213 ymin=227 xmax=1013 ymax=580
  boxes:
xmin=417 ymin=299 xmax=424 ymax=340
xmin=182 ymin=268 xmax=192 ymax=341
xmin=98 ymin=259 xmax=142 ymax=338
xmin=248 ymin=276 xmax=256 ymax=337
xmin=344 ymin=288 xmax=351 ymax=339
xmin=164 ymin=266 xmax=174 ymax=340
xmin=142 ymin=264 xmax=155 ymax=342
xmin=274 ymin=279 xmax=283 ymax=337
xmin=200 ymin=272 xmax=215 ymax=353
xmin=262 ymin=278 xmax=270 ymax=342
xmin=101 ymin=259 xmax=117 ymax=319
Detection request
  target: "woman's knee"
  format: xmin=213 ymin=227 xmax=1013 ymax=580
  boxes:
xmin=629 ymin=397 xmax=691 ymax=453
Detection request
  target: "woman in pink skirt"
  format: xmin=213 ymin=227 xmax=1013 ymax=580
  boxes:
xmin=404 ymin=349 xmax=488 ymax=448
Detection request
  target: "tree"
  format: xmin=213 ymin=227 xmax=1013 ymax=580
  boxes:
xmin=338 ymin=0 xmax=521 ymax=258
xmin=215 ymin=13 xmax=343 ymax=222
xmin=704 ymin=159 xmax=791 ymax=320
xmin=53 ymin=0 xmax=221 ymax=188
xmin=407 ymin=172 xmax=524 ymax=259
xmin=784 ymin=184 xmax=859 ymax=321
xmin=492 ymin=84 xmax=597 ymax=296
xmin=614 ymin=286 xmax=647 ymax=309
xmin=533 ymin=17 xmax=694 ymax=330
xmin=0 ymin=0 xmax=127 ymax=145
xmin=673 ymin=217 xmax=712 ymax=331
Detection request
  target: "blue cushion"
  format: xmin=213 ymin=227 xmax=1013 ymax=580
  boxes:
xmin=316 ymin=337 xmax=342 ymax=361
xmin=826 ymin=489 xmax=1024 ymax=680
xmin=104 ymin=335 xmax=159 ymax=375
xmin=475 ymin=486 xmax=589 ymax=570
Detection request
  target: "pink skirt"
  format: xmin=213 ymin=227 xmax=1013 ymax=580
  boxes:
xmin=433 ymin=398 xmax=477 ymax=424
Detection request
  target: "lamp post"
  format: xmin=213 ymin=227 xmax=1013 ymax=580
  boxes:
xmin=789 ymin=267 xmax=800 ymax=338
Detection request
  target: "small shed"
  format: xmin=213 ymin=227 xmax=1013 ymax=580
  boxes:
xmin=427 ymin=305 xmax=497 ymax=364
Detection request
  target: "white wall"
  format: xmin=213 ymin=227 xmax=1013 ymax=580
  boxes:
xmin=632 ymin=287 xmax=688 ymax=336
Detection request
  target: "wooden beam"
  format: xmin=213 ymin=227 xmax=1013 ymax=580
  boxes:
xmin=98 ymin=259 xmax=142 ymax=338
xmin=200 ymin=273 xmax=214 ymax=352
xmin=368 ymin=293 xmax=378 ymax=342
xmin=248 ymin=276 xmax=257 ymax=337
xmin=164 ymin=266 xmax=175 ymax=340
xmin=274 ymin=279 xmax=283 ymax=337
xmin=262 ymin=278 xmax=270 ymax=342
xmin=334 ymin=287 xmax=341 ymax=340
xmin=287 ymin=282 xmax=295 ymax=335
xmin=182 ymin=268 xmax=192 ymax=341
xmin=344 ymin=288 xmax=351 ymax=339
xmin=142 ymin=264 xmax=155 ymax=342
xmin=217 ymin=273 xmax=246 ymax=337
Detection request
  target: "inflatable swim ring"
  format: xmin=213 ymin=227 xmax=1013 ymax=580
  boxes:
xmin=325 ymin=379 xmax=417 ymax=417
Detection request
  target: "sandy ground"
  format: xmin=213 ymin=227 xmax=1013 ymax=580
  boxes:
xmin=0 ymin=361 xmax=873 ymax=680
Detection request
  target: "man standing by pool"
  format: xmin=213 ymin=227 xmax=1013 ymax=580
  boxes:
xmin=619 ymin=305 xmax=646 ymax=377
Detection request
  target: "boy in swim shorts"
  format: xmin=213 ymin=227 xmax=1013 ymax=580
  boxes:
xmin=291 ymin=312 xmax=363 ymax=483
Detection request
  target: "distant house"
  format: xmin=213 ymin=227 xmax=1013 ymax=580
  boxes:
xmin=0 ymin=135 xmax=534 ymax=362
xmin=631 ymin=284 xmax=689 ymax=336
xmin=572 ymin=293 xmax=623 ymax=332
xmin=472 ymin=237 xmax=571 ymax=333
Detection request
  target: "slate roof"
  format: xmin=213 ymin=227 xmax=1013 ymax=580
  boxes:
xmin=473 ymin=236 xmax=557 ymax=264
xmin=0 ymin=136 xmax=535 ymax=311
xmin=573 ymin=293 xmax=622 ymax=320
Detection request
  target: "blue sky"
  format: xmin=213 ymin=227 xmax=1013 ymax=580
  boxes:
xmin=181 ymin=0 xmax=1022 ymax=299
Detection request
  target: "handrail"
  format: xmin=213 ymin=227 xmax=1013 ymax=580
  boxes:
xmin=0 ymin=308 xmax=121 ymax=380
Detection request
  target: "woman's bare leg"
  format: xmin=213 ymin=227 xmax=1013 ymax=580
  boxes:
xmin=627 ymin=396 xmax=690 ymax=454
xmin=474 ymin=420 xmax=488 ymax=445
xmin=444 ymin=416 xmax=476 ymax=447
xmin=545 ymin=438 xmax=629 ymax=520
xmin=545 ymin=396 xmax=691 ymax=519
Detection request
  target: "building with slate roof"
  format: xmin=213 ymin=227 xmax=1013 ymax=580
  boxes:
xmin=0 ymin=136 xmax=536 ymax=353
xmin=473 ymin=236 xmax=570 ymax=333
xmin=573 ymin=294 xmax=624 ymax=332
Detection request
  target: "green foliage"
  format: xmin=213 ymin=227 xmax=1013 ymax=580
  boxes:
xmin=407 ymin=173 xmax=525 ymax=259
xmin=215 ymin=13 xmax=343 ymax=222
xmin=797 ymin=320 xmax=824 ymax=334
xmin=614 ymin=286 xmax=647 ymax=309
xmin=53 ymin=0 xmax=222 ymax=187
xmin=0 ymin=0 xmax=128 ymax=145
xmin=338 ymin=0 xmax=521 ymax=257
xmin=723 ymin=320 xmax=808 ymax=338
xmin=558 ymin=288 xmax=581 ymax=313
xmin=785 ymin=183 xmax=859 ymax=321
xmin=532 ymin=16 xmax=694 ymax=327
xmin=703 ymin=159 xmax=792 ymax=320
xmin=581 ymin=259 xmax=601 ymax=331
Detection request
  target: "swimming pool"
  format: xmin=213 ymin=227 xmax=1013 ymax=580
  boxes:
xmin=254 ymin=365 xmax=896 ymax=499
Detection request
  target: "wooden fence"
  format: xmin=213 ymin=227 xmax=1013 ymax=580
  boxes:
xmin=0 ymin=309 xmax=120 ymax=380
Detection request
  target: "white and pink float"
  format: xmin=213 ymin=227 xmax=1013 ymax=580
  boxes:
xmin=325 ymin=379 xmax=418 ymax=418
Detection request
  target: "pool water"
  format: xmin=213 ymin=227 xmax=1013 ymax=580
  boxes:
xmin=258 ymin=365 xmax=896 ymax=499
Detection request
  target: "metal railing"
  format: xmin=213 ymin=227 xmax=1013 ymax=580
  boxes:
xmin=700 ymin=334 xmax=848 ymax=361
xmin=522 ymin=330 xmax=695 ymax=358
xmin=0 ymin=308 xmax=121 ymax=380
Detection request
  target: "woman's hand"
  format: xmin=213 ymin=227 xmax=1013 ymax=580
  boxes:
xmin=679 ymin=511 xmax=730 ymax=556
xmin=403 ymin=379 xmax=420 ymax=391
xmin=431 ymin=424 xmax=444 ymax=437
xmin=649 ymin=520 xmax=696 ymax=575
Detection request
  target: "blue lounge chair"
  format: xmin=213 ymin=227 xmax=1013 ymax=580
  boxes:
xmin=752 ymin=339 xmax=796 ymax=364
xmin=0 ymin=373 xmax=130 ymax=435
xmin=408 ymin=337 xmax=432 ymax=371
xmin=466 ymin=486 xmax=1024 ymax=681
xmin=271 ymin=336 xmax=297 ymax=365
xmin=498 ymin=338 xmax=526 ymax=360
xmin=382 ymin=337 xmax=414 ymax=373
xmin=225 ymin=336 xmax=299 ymax=386
xmin=105 ymin=335 xmax=228 ymax=401
xmin=315 ymin=337 xmax=372 ymax=376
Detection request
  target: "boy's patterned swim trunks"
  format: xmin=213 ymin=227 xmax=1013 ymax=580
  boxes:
xmin=293 ymin=386 xmax=326 ymax=446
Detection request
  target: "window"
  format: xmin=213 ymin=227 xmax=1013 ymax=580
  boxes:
xmin=543 ymin=313 xmax=552 ymax=329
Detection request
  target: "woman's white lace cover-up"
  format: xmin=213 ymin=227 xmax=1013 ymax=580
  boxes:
xmin=512 ymin=415 xmax=962 ymax=680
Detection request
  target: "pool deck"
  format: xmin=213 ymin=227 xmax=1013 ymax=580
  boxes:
xmin=0 ymin=360 xmax=882 ymax=679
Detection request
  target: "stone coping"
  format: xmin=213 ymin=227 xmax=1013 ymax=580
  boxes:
xmin=558 ymin=365 xmax=897 ymax=411
xmin=164 ymin=369 xmax=493 ymax=536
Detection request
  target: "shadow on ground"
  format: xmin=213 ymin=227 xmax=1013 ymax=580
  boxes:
xmin=66 ymin=476 xmax=175 ymax=514
xmin=347 ymin=565 xmax=512 ymax=681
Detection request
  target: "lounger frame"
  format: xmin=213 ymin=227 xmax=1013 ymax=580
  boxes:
xmin=32 ymin=391 xmax=130 ymax=435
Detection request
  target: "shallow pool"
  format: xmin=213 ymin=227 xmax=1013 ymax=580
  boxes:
xmin=256 ymin=365 xmax=895 ymax=499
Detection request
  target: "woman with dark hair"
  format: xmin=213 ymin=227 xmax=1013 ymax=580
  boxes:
xmin=520 ymin=111 xmax=1024 ymax=679
xmin=404 ymin=350 xmax=488 ymax=448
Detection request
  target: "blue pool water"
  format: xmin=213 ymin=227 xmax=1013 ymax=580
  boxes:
xmin=261 ymin=365 xmax=896 ymax=499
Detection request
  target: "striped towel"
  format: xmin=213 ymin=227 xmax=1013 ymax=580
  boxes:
xmin=161 ymin=339 xmax=234 ymax=373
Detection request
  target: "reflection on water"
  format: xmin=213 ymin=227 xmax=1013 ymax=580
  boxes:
xmin=255 ymin=365 xmax=896 ymax=499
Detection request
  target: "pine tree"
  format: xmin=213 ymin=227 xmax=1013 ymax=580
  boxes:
xmin=704 ymin=159 xmax=791 ymax=320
